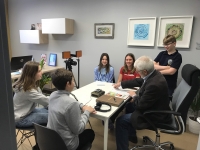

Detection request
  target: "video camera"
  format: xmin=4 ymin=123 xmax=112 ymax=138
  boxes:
xmin=62 ymin=50 xmax=82 ymax=89
xmin=64 ymin=58 xmax=77 ymax=71
xmin=62 ymin=51 xmax=82 ymax=71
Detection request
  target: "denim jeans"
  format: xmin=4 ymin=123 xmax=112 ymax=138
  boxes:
xmin=116 ymin=113 xmax=136 ymax=150
xmin=16 ymin=108 xmax=48 ymax=128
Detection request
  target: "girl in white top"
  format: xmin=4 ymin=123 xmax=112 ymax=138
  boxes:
xmin=13 ymin=61 xmax=49 ymax=127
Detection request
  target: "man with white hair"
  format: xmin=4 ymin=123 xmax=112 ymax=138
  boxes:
xmin=114 ymin=56 xmax=171 ymax=150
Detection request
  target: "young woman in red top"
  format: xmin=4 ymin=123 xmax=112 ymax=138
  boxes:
xmin=117 ymin=53 xmax=140 ymax=83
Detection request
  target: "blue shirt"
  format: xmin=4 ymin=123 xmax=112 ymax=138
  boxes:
xmin=94 ymin=66 xmax=114 ymax=83
xmin=154 ymin=50 xmax=182 ymax=88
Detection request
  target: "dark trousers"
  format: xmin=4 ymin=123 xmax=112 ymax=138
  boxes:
xmin=125 ymin=102 xmax=136 ymax=114
xmin=168 ymin=86 xmax=176 ymax=97
xmin=110 ymin=97 xmax=132 ymax=123
xmin=116 ymin=113 xmax=136 ymax=150
xmin=76 ymin=129 xmax=95 ymax=150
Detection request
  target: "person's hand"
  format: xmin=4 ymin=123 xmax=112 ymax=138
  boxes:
xmin=113 ymin=82 xmax=121 ymax=89
xmin=82 ymin=105 xmax=96 ymax=114
xmin=127 ymin=90 xmax=136 ymax=97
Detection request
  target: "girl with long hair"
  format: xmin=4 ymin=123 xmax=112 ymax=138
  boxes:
xmin=94 ymin=53 xmax=114 ymax=83
xmin=117 ymin=53 xmax=140 ymax=83
xmin=13 ymin=61 xmax=49 ymax=127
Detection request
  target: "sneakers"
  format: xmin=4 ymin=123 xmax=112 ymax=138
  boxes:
xmin=102 ymin=120 xmax=114 ymax=130
xmin=128 ymin=136 xmax=138 ymax=143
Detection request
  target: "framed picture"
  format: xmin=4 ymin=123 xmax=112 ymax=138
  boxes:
xmin=127 ymin=17 xmax=156 ymax=46
xmin=48 ymin=53 xmax=57 ymax=66
xmin=157 ymin=16 xmax=194 ymax=48
xmin=94 ymin=23 xmax=115 ymax=39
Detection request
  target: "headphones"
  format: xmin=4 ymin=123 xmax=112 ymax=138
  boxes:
xmin=94 ymin=102 xmax=111 ymax=112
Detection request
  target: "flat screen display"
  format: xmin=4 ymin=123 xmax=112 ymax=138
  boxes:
xmin=48 ymin=53 xmax=57 ymax=66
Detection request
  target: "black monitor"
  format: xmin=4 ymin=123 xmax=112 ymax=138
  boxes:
xmin=10 ymin=55 xmax=33 ymax=72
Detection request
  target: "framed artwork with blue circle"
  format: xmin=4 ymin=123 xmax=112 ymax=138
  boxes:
xmin=48 ymin=53 xmax=57 ymax=66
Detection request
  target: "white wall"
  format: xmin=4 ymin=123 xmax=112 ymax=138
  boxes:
xmin=8 ymin=0 xmax=200 ymax=87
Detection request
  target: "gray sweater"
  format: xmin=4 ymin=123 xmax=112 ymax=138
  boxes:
xmin=13 ymin=87 xmax=49 ymax=122
xmin=47 ymin=90 xmax=90 ymax=150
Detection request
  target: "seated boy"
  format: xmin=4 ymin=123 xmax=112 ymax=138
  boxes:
xmin=47 ymin=69 xmax=96 ymax=150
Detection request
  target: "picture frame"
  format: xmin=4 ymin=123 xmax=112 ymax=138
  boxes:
xmin=48 ymin=53 xmax=57 ymax=66
xmin=157 ymin=16 xmax=194 ymax=48
xmin=94 ymin=23 xmax=115 ymax=39
xmin=127 ymin=17 xmax=157 ymax=46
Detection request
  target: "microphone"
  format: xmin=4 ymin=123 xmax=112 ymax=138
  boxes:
xmin=168 ymin=59 xmax=172 ymax=66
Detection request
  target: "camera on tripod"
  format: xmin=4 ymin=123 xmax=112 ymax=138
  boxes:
xmin=62 ymin=51 xmax=82 ymax=71
xmin=65 ymin=58 xmax=77 ymax=71
xmin=62 ymin=50 xmax=82 ymax=89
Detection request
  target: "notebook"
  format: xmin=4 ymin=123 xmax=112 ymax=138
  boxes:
xmin=96 ymin=95 xmax=124 ymax=107
xmin=10 ymin=55 xmax=33 ymax=72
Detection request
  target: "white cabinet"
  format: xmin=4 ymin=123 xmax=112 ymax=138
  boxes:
xmin=42 ymin=18 xmax=74 ymax=34
xmin=19 ymin=30 xmax=48 ymax=44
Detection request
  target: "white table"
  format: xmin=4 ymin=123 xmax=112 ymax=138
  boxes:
xmin=72 ymin=82 xmax=131 ymax=150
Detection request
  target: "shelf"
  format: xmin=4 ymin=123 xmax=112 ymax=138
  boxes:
xmin=42 ymin=18 xmax=74 ymax=34
xmin=19 ymin=30 xmax=48 ymax=44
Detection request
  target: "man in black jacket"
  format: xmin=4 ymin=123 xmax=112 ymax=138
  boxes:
xmin=114 ymin=56 xmax=171 ymax=150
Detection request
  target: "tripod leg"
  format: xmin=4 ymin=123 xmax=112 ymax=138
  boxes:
xmin=71 ymin=71 xmax=78 ymax=89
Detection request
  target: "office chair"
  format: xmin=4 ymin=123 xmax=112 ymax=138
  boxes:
xmin=130 ymin=64 xmax=200 ymax=150
xmin=16 ymin=121 xmax=47 ymax=149
xmin=33 ymin=123 xmax=92 ymax=150
xmin=16 ymin=126 xmax=35 ymax=148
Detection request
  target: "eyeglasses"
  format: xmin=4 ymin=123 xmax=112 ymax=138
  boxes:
xmin=163 ymin=42 xmax=173 ymax=47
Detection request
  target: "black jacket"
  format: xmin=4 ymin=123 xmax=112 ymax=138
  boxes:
xmin=121 ymin=70 xmax=171 ymax=129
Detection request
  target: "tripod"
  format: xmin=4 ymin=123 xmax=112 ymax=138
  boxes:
xmin=64 ymin=58 xmax=80 ymax=89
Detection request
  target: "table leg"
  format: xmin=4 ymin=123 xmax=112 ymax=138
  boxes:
xmin=103 ymin=118 xmax=108 ymax=150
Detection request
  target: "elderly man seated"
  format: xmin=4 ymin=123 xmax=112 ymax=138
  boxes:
xmin=113 ymin=56 xmax=171 ymax=150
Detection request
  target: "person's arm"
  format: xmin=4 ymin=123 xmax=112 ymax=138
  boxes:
xmin=107 ymin=67 xmax=114 ymax=83
xmin=65 ymin=102 xmax=95 ymax=135
xmin=154 ymin=53 xmax=182 ymax=75
xmin=94 ymin=67 xmax=99 ymax=81
xmin=134 ymin=84 xmax=159 ymax=111
xmin=65 ymin=102 xmax=89 ymax=135
xmin=26 ymin=88 xmax=49 ymax=107
xmin=121 ymin=78 xmax=144 ymax=89
xmin=160 ymin=67 xmax=177 ymax=75
xmin=160 ymin=53 xmax=182 ymax=75
xmin=154 ymin=61 xmax=171 ymax=71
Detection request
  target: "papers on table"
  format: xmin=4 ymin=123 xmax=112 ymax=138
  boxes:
xmin=108 ymin=88 xmax=130 ymax=99
xmin=96 ymin=81 xmax=106 ymax=86
xmin=118 ymin=86 xmax=139 ymax=91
